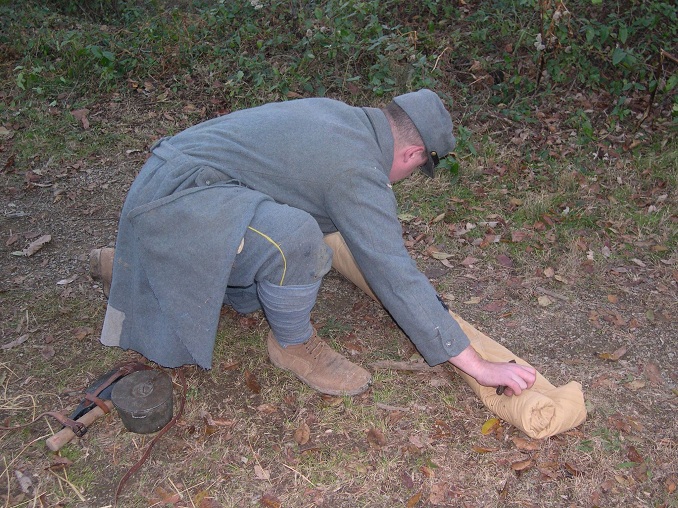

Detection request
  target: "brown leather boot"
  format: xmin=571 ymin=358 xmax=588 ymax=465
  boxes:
xmin=90 ymin=247 xmax=115 ymax=297
xmin=267 ymin=330 xmax=372 ymax=396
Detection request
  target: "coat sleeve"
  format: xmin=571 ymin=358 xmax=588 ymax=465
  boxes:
xmin=324 ymin=168 xmax=470 ymax=366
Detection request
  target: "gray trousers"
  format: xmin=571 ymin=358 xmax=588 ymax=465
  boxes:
xmin=224 ymin=199 xmax=333 ymax=314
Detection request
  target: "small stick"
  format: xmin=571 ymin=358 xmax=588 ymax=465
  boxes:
xmin=370 ymin=360 xmax=444 ymax=373
xmin=375 ymin=403 xmax=410 ymax=412
xmin=536 ymin=286 xmax=570 ymax=302
xmin=48 ymin=470 xmax=86 ymax=502
xmin=282 ymin=463 xmax=316 ymax=487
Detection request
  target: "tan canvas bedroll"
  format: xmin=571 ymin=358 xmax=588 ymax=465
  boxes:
xmin=324 ymin=232 xmax=586 ymax=439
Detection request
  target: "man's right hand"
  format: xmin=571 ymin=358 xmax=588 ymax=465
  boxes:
xmin=448 ymin=345 xmax=537 ymax=396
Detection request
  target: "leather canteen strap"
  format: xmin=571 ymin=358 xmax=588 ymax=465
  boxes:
xmin=69 ymin=361 xmax=151 ymax=421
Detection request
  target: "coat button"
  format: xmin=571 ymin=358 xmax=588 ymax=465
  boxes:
xmin=445 ymin=342 xmax=452 ymax=346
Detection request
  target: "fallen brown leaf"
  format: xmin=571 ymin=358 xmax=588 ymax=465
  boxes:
xmin=625 ymin=379 xmax=645 ymax=390
xmin=597 ymin=346 xmax=627 ymax=361
xmin=481 ymin=300 xmax=506 ymax=312
xmin=151 ymin=486 xmax=180 ymax=505
xmin=71 ymin=108 xmax=90 ymax=129
xmin=406 ymin=491 xmax=422 ymax=508
xmin=429 ymin=482 xmax=448 ymax=505
xmin=220 ymin=360 xmax=240 ymax=371
xmin=498 ymin=478 xmax=510 ymax=500
xmin=260 ymin=493 xmax=282 ymax=508
xmin=294 ymin=422 xmax=310 ymax=445
xmin=511 ymin=459 xmax=532 ymax=472
xmin=644 ymin=362 xmax=663 ymax=385
xmin=627 ymin=445 xmax=643 ymax=463
xmin=591 ymin=374 xmax=617 ymax=389
xmin=203 ymin=415 xmax=220 ymax=437
xmin=253 ymin=464 xmax=270 ymax=480
xmin=537 ymin=295 xmax=552 ymax=307
xmin=632 ymin=462 xmax=648 ymax=482
xmin=460 ymin=256 xmax=480 ymax=267
xmin=511 ymin=230 xmax=528 ymax=242
xmin=400 ymin=470 xmax=414 ymax=489
xmin=367 ymin=427 xmax=387 ymax=447
xmin=47 ymin=457 xmax=73 ymax=471
xmin=211 ymin=417 xmax=235 ymax=427
xmin=256 ymin=403 xmax=278 ymax=414
xmin=72 ymin=327 xmax=93 ymax=340
xmin=496 ymin=254 xmax=513 ymax=267
xmin=199 ymin=497 xmax=223 ymax=508
xmin=608 ymin=413 xmax=644 ymax=433
xmin=41 ymin=345 xmax=55 ymax=360
xmin=12 ymin=234 xmax=51 ymax=257
xmin=244 ymin=370 xmax=261 ymax=393
xmin=5 ymin=233 xmax=19 ymax=246
xmin=1 ymin=334 xmax=30 ymax=350
xmin=563 ymin=462 xmax=584 ymax=477
xmin=537 ymin=461 xmax=560 ymax=479
xmin=419 ymin=465 xmax=435 ymax=478
xmin=511 ymin=436 xmax=541 ymax=451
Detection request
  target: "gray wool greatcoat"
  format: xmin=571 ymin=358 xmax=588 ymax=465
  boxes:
xmin=101 ymin=97 xmax=469 ymax=368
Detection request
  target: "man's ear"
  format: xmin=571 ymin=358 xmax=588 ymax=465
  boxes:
xmin=406 ymin=145 xmax=427 ymax=165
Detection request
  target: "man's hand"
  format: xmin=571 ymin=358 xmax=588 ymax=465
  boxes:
xmin=448 ymin=345 xmax=536 ymax=396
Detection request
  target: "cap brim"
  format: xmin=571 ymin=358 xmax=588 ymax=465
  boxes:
xmin=420 ymin=156 xmax=435 ymax=178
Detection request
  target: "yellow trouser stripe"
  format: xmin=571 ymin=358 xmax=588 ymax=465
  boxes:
xmin=246 ymin=226 xmax=287 ymax=286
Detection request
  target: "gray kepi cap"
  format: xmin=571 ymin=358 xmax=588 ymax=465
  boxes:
xmin=393 ymin=89 xmax=456 ymax=178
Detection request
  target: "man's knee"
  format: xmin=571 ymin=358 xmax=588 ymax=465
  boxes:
xmin=239 ymin=203 xmax=332 ymax=286
xmin=281 ymin=214 xmax=332 ymax=282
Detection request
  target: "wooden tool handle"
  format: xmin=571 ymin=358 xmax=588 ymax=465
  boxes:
xmin=45 ymin=400 xmax=114 ymax=452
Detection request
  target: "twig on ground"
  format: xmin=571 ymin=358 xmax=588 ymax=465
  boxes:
xmin=2 ymin=456 xmax=9 ymax=508
xmin=433 ymin=46 xmax=450 ymax=72
xmin=535 ymin=286 xmax=570 ymax=302
xmin=47 ymin=470 xmax=86 ymax=502
xmin=282 ymin=463 xmax=316 ymax=487
xmin=370 ymin=360 xmax=445 ymax=372
xmin=375 ymin=403 xmax=410 ymax=412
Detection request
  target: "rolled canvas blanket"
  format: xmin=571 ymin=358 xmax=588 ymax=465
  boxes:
xmin=323 ymin=232 xmax=587 ymax=439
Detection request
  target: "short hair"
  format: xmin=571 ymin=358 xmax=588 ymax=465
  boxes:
xmin=383 ymin=102 xmax=424 ymax=148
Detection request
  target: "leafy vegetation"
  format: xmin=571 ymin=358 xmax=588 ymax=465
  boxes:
xmin=2 ymin=0 xmax=676 ymax=108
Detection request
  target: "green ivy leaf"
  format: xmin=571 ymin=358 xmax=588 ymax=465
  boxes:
xmin=618 ymin=25 xmax=628 ymax=44
xmin=612 ymin=47 xmax=626 ymax=66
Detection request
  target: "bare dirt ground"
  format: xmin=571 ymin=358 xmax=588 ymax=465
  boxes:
xmin=1 ymin=92 xmax=677 ymax=507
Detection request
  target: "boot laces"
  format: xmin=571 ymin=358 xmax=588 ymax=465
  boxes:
xmin=304 ymin=335 xmax=326 ymax=359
